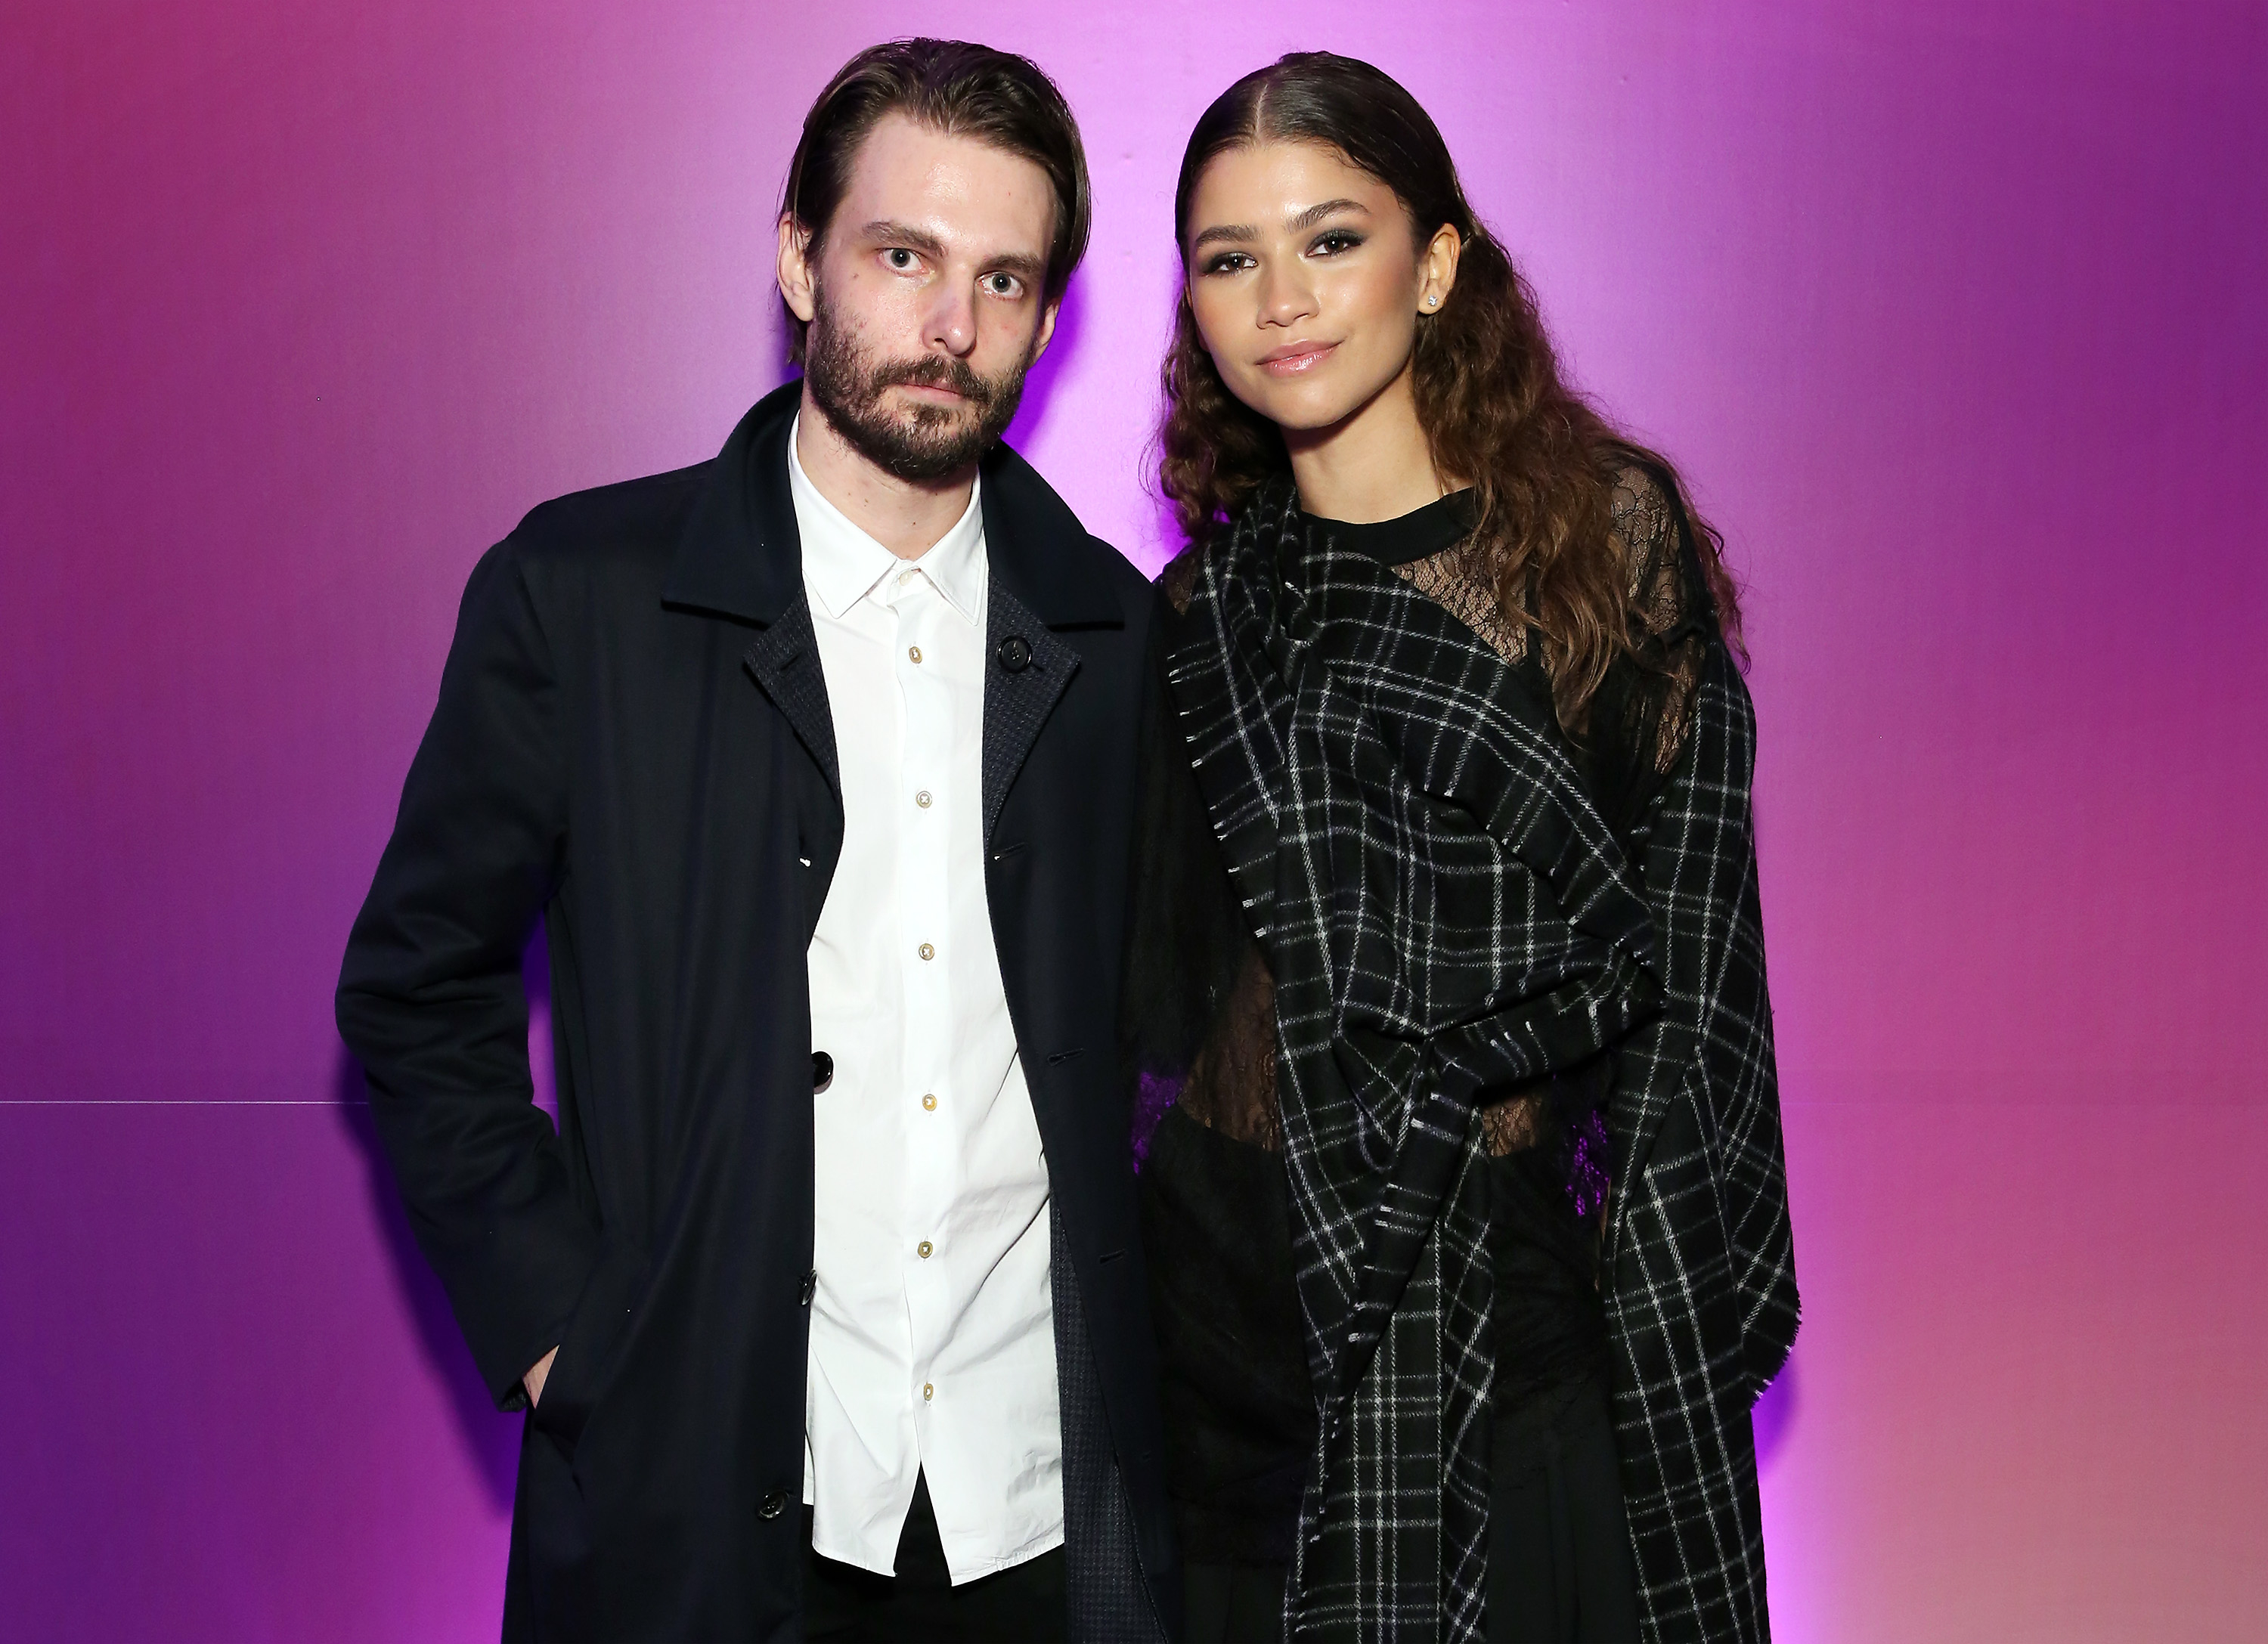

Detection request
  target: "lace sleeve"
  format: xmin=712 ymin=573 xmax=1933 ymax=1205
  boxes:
xmin=1606 ymin=459 xmax=1710 ymax=782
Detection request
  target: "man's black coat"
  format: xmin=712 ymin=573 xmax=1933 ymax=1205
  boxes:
xmin=338 ymin=382 xmax=1176 ymax=1641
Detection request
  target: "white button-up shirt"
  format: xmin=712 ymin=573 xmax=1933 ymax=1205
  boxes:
xmin=789 ymin=419 xmax=1063 ymax=1582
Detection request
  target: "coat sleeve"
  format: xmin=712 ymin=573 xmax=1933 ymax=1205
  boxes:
xmin=336 ymin=537 xmax=602 ymax=1408
xmin=1654 ymin=645 xmax=1800 ymax=1401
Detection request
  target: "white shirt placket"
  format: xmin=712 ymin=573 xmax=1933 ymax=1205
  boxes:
xmin=887 ymin=569 xmax=956 ymax=1429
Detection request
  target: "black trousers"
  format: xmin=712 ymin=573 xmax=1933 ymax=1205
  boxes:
xmin=802 ymin=1472 xmax=1068 ymax=1644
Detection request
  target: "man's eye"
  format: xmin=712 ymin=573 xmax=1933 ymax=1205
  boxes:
xmin=984 ymin=273 xmax=1023 ymax=297
xmin=885 ymin=249 xmax=918 ymax=271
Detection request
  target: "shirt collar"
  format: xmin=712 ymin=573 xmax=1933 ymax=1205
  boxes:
xmin=788 ymin=412 xmax=987 ymax=625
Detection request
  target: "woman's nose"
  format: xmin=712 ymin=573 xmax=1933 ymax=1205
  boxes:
xmin=1256 ymin=260 xmax=1315 ymax=328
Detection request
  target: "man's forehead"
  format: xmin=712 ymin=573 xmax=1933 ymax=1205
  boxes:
xmin=837 ymin=114 xmax=1055 ymax=254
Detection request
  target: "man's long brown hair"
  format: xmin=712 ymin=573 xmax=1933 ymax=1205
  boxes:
xmin=1158 ymin=52 xmax=1743 ymax=731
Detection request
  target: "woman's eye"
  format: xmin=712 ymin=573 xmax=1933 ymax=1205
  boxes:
xmin=1201 ymin=252 xmax=1254 ymax=276
xmin=1313 ymin=231 xmax=1364 ymax=256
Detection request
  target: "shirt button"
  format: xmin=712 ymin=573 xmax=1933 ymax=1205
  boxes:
xmin=922 ymin=1382 xmax=934 ymax=1401
xmin=917 ymin=1240 xmax=933 ymax=1259
xmin=918 ymin=942 xmax=934 ymax=961
xmin=907 ymin=645 xmax=923 ymax=664
xmin=922 ymin=1094 xmax=937 ymax=1110
xmin=915 ymin=790 xmax=932 ymax=809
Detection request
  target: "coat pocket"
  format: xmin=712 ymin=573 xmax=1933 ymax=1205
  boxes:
xmin=528 ymin=1239 xmax=649 ymax=1467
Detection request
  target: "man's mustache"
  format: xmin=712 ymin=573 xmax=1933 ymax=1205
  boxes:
xmin=873 ymin=354 xmax=995 ymax=407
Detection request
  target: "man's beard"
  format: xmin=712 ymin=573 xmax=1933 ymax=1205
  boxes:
xmin=803 ymin=292 xmax=1034 ymax=482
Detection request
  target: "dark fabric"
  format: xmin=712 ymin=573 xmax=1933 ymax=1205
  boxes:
xmin=1164 ymin=479 xmax=1661 ymax=1643
xmin=1303 ymin=490 xmax=1478 ymax=567
xmin=1151 ymin=469 xmax=1797 ymax=1643
xmin=1597 ymin=635 xmax=1796 ymax=1644
xmin=1185 ymin=1560 xmax=1293 ymax=1644
xmin=801 ymin=1472 xmax=1069 ymax=1644
xmin=1139 ymin=1104 xmax=1316 ymax=1565
xmin=1484 ymin=1120 xmax=1610 ymax=1413
xmin=1321 ymin=494 xmax=1626 ymax=1431
xmin=1053 ymin=1196 xmax=1174 ymax=1642
xmin=1487 ymin=1385 xmax=1641 ymax=1644
xmin=337 ymin=381 xmax=1176 ymax=1642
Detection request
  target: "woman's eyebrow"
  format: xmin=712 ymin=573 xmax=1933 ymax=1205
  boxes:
xmin=1191 ymin=197 xmax=1371 ymax=253
xmin=1285 ymin=197 xmax=1368 ymax=232
xmin=1191 ymin=221 xmax=1256 ymax=252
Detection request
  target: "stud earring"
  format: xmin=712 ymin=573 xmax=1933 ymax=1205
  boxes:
xmin=1426 ymin=295 xmax=1439 ymax=307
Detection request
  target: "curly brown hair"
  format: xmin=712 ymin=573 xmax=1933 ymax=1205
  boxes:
xmin=1159 ymin=52 xmax=1743 ymax=730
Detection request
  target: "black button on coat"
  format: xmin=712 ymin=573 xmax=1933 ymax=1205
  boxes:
xmin=337 ymin=383 xmax=1176 ymax=1642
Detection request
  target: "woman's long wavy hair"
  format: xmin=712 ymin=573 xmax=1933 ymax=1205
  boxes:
xmin=1159 ymin=52 xmax=1743 ymax=731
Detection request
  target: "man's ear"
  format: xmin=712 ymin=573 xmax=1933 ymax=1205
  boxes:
xmin=1030 ymin=299 xmax=1060 ymax=364
xmin=776 ymin=213 xmax=817 ymax=324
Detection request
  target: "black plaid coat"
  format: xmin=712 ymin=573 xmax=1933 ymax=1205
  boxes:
xmin=1161 ymin=477 xmax=1797 ymax=1642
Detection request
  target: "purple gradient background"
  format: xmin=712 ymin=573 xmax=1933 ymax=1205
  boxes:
xmin=4 ymin=3 xmax=2263 ymax=1639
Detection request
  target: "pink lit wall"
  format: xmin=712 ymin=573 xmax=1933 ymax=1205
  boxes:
xmin=3 ymin=3 xmax=2262 ymax=1639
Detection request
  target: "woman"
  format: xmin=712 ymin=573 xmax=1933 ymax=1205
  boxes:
xmin=1123 ymin=53 xmax=1799 ymax=1644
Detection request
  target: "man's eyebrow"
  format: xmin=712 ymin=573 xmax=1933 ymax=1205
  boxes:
xmin=857 ymin=219 xmax=950 ymax=261
xmin=857 ymin=221 xmax=1047 ymax=284
xmin=984 ymin=249 xmax=1048 ymax=283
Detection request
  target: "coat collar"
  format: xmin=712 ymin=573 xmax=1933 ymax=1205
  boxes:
xmin=663 ymin=379 xmax=1122 ymax=630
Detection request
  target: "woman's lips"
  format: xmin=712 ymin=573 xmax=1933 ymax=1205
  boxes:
xmin=1257 ymin=342 xmax=1337 ymax=377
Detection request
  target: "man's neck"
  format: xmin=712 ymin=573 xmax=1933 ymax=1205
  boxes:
xmin=795 ymin=388 xmax=976 ymax=561
xmin=1284 ymin=364 xmax=1448 ymax=525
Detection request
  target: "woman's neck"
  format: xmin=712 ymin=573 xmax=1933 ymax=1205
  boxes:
xmin=1283 ymin=363 xmax=1449 ymax=524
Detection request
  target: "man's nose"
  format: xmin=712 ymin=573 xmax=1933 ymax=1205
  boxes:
xmin=926 ymin=281 xmax=978 ymax=356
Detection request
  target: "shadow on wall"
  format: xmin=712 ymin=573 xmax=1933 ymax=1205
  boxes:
xmin=326 ymin=942 xmax=560 ymax=1519
xmin=1004 ymin=274 xmax=1085 ymax=458
xmin=1752 ymin=1345 xmax=1801 ymax=1474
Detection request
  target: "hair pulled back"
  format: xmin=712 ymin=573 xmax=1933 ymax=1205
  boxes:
xmin=1159 ymin=51 xmax=1742 ymax=727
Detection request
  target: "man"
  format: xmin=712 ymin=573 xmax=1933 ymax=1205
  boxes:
xmin=338 ymin=40 xmax=1174 ymax=1642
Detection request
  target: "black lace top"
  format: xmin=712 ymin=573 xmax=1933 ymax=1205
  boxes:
xmin=1126 ymin=466 xmax=1709 ymax=1564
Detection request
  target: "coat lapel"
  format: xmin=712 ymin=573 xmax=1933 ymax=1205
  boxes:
xmin=974 ymin=438 xmax=1123 ymax=842
xmin=662 ymin=382 xmax=842 ymax=800
xmin=981 ymin=581 xmax=1079 ymax=842
xmin=743 ymin=598 xmax=839 ymax=798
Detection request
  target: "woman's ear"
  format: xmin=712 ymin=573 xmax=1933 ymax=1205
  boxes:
xmin=1418 ymin=223 xmax=1464 ymax=315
